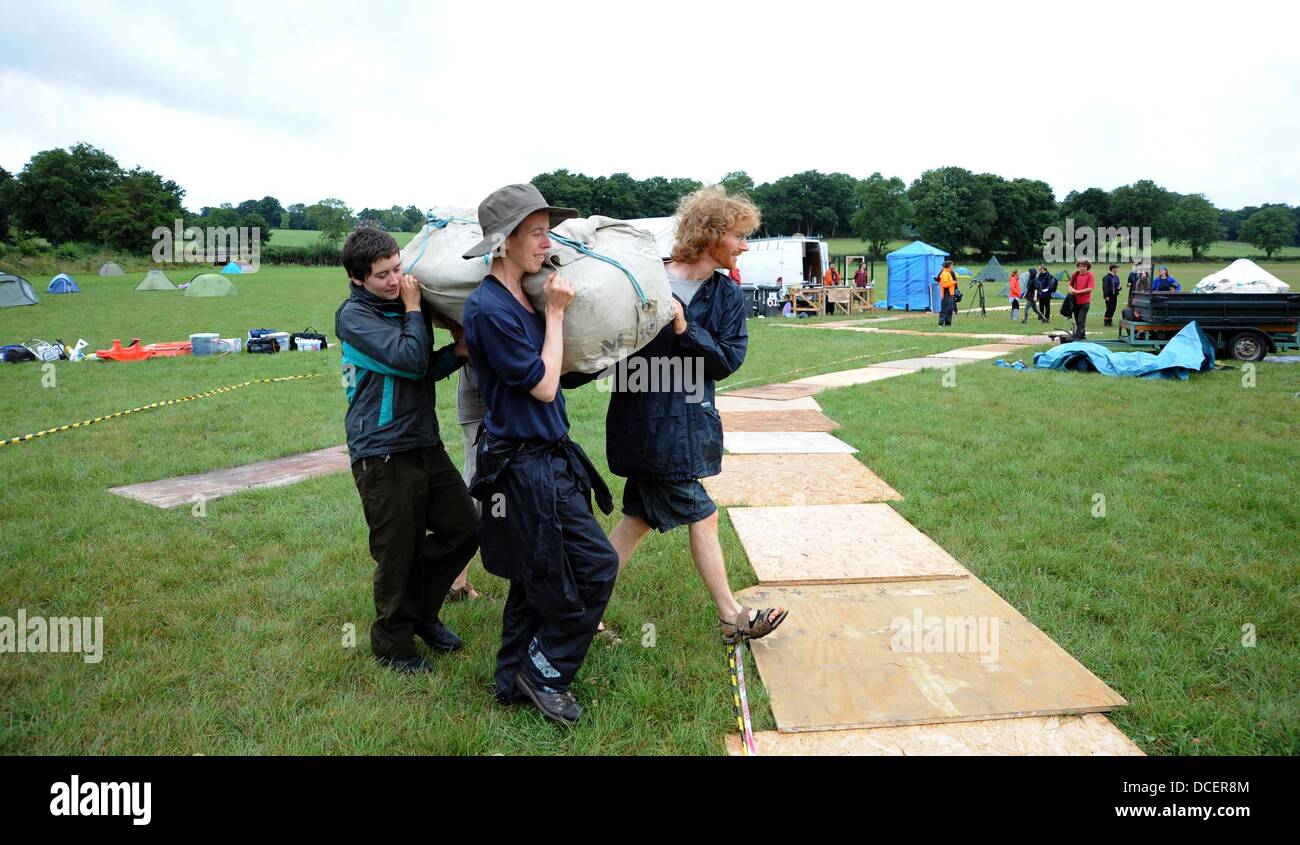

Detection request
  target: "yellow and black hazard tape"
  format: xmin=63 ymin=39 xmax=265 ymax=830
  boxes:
xmin=0 ymin=373 xmax=322 ymax=448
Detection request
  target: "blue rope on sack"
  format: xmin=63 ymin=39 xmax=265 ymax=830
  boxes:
xmin=547 ymin=231 xmax=649 ymax=306
xmin=403 ymin=209 xmax=477 ymax=273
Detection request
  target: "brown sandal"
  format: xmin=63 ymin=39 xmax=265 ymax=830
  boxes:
xmin=720 ymin=606 xmax=789 ymax=643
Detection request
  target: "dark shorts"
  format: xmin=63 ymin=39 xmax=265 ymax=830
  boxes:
xmin=622 ymin=478 xmax=717 ymax=533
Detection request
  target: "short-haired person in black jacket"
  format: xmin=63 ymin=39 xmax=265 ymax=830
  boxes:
xmin=335 ymin=227 xmax=478 ymax=675
xmin=597 ymin=186 xmax=788 ymax=644
xmin=1102 ymin=264 xmax=1121 ymax=326
xmin=1036 ymin=265 xmax=1057 ymax=320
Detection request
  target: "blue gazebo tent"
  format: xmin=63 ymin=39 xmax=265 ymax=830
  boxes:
xmin=885 ymin=241 xmax=949 ymax=311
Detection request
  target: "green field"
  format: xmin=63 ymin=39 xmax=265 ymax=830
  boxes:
xmin=1 ymin=267 xmax=1296 ymax=754
xmin=269 ymin=228 xmax=414 ymax=248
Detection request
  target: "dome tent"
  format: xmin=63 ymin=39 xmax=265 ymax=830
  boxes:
xmin=184 ymin=273 xmax=237 ymax=297
xmin=220 ymin=261 xmax=242 ymax=274
xmin=98 ymin=262 xmax=125 ymax=276
xmin=1 ymin=272 xmax=39 ymax=306
xmin=48 ymin=273 xmax=81 ymax=293
xmin=885 ymin=241 xmax=948 ymax=311
xmin=135 ymin=269 xmax=178 ymax=291
xmin=967 ymin=256 xmax=1010 ymax=294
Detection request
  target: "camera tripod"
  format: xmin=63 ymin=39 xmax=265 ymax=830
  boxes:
xmin=963 ymin=279 xmax=988 ymax=316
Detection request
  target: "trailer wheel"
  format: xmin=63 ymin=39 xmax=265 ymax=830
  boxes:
xmin=1229 ymin=332 xmax=1267 ymax=362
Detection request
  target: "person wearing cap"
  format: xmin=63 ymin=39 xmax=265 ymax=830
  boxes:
xmin=1101 ymin=264 xmax=1122 ymax=326
xmin=593 ymin=186 xmax=788 ymax=646
xmin=335 ymin=227 xmax=478 ymax=675
xmin=461 ymin=183 xmax=619 ymax=728
xmin=1151 ymin=266 xmax=1181 ymax=293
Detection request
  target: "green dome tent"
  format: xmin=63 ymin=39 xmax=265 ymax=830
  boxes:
xmin=98 ymin=262 xmax=125 ymax=276
xmin=969 ymin=256 xmax=1011 ymax=294
xmin=184 ymin=273 xmax=237 ymax=297
xmin=0 ymin=272 xmax=39 ymax=306
xmin=135 ymin=269 xmax=179 ymax=291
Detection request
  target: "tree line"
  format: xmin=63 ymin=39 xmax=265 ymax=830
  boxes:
xmin=2 ymin=143 xmax=1298 ymax=260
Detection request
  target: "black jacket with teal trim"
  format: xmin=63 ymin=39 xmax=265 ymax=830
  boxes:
xmin=335 ymin=284 xmax=464 ymax=463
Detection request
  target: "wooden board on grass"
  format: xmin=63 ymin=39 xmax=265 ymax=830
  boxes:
xmin=110 ymin=446 xmax=351 ymax=508
xmin=714 ymin=395 xmax=822 ymax=412
xmin=704 ymin=454 xmax=900 ymax=507
xmin=721 ymin=409 xmax=839 ymax=432
xmin=790 ymin=366 xmax=912 ymax=388
xmin=724 ymin=714 xmax=1143 ymax=756
xmin=724 ymin=431 xmax=857 ymax=455
xmin=737 ymin=580 xmax=1128 ymax=732
xmin=727 ymin=503 xmax=968 ymax=584
xmin=722 ymin=383 xmax=825 ymax=400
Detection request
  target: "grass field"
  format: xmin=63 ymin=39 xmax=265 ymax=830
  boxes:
xmin=1 ymin=266 xmax=1296 ymax=754
xmin=269 ymin=229 xmax=415 ymax=248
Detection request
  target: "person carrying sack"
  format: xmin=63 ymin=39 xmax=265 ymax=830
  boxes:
xmin=461 ymin=184 xmax=620 ymax=728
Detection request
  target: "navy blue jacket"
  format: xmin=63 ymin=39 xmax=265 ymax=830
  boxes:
xmin=1102 ymin=272 xmax=1122 ymax=297
xmin=604 ymin=271 xmax=748 ymax=481
xmin=335 ymin=284 xmax=463 ymax=463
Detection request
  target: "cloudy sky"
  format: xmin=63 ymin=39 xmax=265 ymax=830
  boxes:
xmin=3 ymin=0 xmax=1297 ymax=213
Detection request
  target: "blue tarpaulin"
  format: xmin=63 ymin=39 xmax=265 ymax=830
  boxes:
xmin=1033 ymin=322 xmax=1216 ymax=380
xmin=885 ymin=241 xmax=948 ymax=311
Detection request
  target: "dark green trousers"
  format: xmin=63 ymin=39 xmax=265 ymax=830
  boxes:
xmin=352 ymin=445 xmax=479 ymax=660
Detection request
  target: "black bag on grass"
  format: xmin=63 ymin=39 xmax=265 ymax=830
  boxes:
xmin=247 ymin=337 xmax=280 ymax=354
xmin=1060 ymin=293 xmax=1076 ymax=319
xmin=289 ymin=328 xmax=328 ymax=351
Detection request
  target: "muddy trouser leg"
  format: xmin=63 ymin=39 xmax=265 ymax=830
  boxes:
xmin=418 ymin=445 xmax=480 ymax=627
xmin=514 ymin=457 xmax=619 ymax=694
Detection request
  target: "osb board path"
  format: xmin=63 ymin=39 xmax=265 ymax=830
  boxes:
xmin=721 ymin=409 xmax=839 ymax=432
xmin=110 ymin=446 xmax=351 ymax=508
xmin=714 ymin=395 xmax=822 ymax=413
xmin=723 ymin=382 xmax=826 ymax=400
xmin=737 ymin=580 xmax=1127 ymax=732
xmin=724 ymin=431 xmax=857 ymax=455
xmin=704 ymin=454 xmax=900 ymax=507
xmin=728 ymin=504 xmax=968 ymax=584
xmin=791 ymin=367 xmax=912 ymax=388
xmin=724 ymin=714 xmax=1143 ymax=756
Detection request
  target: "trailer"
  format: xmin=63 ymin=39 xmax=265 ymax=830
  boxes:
xmin=1116 ymin=292 xmax=1300 ymax=361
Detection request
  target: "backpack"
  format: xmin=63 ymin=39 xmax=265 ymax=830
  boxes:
xmin=1 ymin=344 xmax=37 ymax=364
xmin=246 ymin=336 xmax=280 ymax=354
xmin=289 ymin=328 xmax=328 ymax=351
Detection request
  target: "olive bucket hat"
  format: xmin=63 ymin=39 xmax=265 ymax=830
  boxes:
xmin=461 ymin=183 xmax=578 ymax=259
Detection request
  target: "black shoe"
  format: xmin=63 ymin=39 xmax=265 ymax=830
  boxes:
xmin=493 ymin=681 xmax=528 ymax=706
xmin=514 ymin=670 xmax=581 ymax=727
xmin=376 ymin=654 xmax=435 ymax=674
xmin=415 ymin=620 xmax=462 ymax=653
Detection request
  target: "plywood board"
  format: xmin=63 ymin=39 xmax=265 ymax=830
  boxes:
xmin=721 ymin=410 xmax=839 ymax=432
xmin=790 ymin=367 xmax=912 ymax=388
xmin=737 ymin=580 xmax=1127 ymax=732
xmin=928 ymin=348 xmax=1012 ymax=360
xmin=723 ymin=383 xmax=825 ymax=400
xmin=714 ymin=395 xmax=822 ymax=413
xmin=1004 ymin=335 xmax=1054 ymax=345
xmin=724 ymin=714 xmax=1143 ymax=756
xmin=704 ymin=454 xmax=901 ymax=507
xmin=864 ymin=357 xmax=973 ymax=372
xmin=727 ymin=504 xmax=968 ymax=584
xmin=724 ymin=431 xmax=857 ymax=455
xmin=109 ymin=446 xmax=351 ymax=508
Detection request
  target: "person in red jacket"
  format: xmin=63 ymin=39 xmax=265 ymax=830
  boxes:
xmin=1067 ymin=259 xmax=1095 ymax=340
xmin=1008 ymin=269 xmax=1022 ymax=321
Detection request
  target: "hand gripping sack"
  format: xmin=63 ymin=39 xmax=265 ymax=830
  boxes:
xmin=399 ymin=207 xmax=491 ymax=325
xmin=521 ymin=216 xmax=673 ymax=374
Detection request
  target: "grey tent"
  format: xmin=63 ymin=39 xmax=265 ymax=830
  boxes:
xmin=968 ymin=256 xmax=1011 ymax=294
xmin=98 ymin=262 xmax=125 ymax=276
xmin=0 ymin=272 xmax=39 ymax=306
xmin=135 ymin=269 xmax=179 ymax=291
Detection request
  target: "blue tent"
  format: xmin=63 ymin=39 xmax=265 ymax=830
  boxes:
xmin=220 ymin=261 xmax=243 ymax=274
xmin=48 ymin=273 xmax=80 ymax=294
xmin=886 ymin=241 xmax=948 ymax=311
